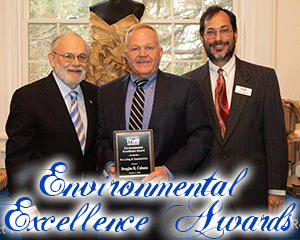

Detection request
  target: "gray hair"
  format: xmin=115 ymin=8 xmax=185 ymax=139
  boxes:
xmin=125 ymin=23 xmax=160 ymax=50
xmin=51 ymin=31 xmax=90 ymax=54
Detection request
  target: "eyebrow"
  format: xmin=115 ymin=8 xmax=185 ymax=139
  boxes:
xmin=207 ymin=25 xmax=230 ymax=30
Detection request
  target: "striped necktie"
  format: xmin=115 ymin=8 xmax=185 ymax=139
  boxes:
xmin=69 ymin=91 xmax=86 ymax=154
xmin=129 ymin=79 xmax=149 ymax=130
xmin=215 ymin=68 xmax=229 ymax=138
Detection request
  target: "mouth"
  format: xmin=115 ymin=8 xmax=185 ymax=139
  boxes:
xmin=67 ymin=68 xmax=83 ymax=74
xmin=210 ymin=41 xmax=229 ymax=52
xmin=137 ymin=60 xmax=151 ymax=65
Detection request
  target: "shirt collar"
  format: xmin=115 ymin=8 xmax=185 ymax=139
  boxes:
xmin=130 ymin=71 xmax=158 ymax=86
xmin=208 ymin=55 xmax=236 ymax=77
xmin=52 ymin=71 xmax=83 ymax=99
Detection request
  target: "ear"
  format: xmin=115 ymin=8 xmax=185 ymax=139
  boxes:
xmin=159 ymin=46 xmax=163 ymax=58
xmin=200 ymin=34 xmax=204 ymax=44
xmin=124 ymin=50 xmax=128 ymax=60
xmin=48 ymin=52 xmax=56 ymax=68
xmin=234 ymin=28 xmax=238 ymax=42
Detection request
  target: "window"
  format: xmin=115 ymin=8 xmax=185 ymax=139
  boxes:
xmin=25 ymin=0 xmax=232 ymax=83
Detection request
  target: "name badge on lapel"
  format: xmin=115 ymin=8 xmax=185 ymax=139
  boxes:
xmin=235 ymin=85 xmax=252 ymax=96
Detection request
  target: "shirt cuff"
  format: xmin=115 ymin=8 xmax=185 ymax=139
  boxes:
xmin=268 ymin=189 xmax=286 ymax=196
xmin=162 ymin=165 xmax=174 ymax=180
xmin=103 ymin=161 xmax=115 ymax=177
xmin=23 ymin=205 xmax=38 ymax=214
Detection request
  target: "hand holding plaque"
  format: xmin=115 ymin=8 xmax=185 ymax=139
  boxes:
xmin=113 ymin=130 xmax=155 ymax=180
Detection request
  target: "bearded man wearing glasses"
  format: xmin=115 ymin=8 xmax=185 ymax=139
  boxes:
xmin=184 ymin=5 xmax=288 ymax=240
xmin=5 ymin=32 xmax=98 ymax=239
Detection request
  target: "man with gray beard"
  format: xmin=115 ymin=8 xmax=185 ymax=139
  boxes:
xmin=184 ymin=5 xmax=287 ymax=240
xmin=5 ymin=32 xmax=98 ymax=236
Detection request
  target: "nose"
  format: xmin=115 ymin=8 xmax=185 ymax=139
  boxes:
xmin=139 ymin=47 xmax=147 ymax=56
xmin=215 ymin=30 xmax=222 ymax=40
xmin=71 ymin=56 xmax=80 ymax=66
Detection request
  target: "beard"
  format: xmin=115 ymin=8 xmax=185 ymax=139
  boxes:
xmin=55 ymin=64 xmax=86 ymax=89
xmin=203 ymin=36 xmax=236 ymax=67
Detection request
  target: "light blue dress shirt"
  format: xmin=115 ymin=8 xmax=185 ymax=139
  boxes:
xmin=125 ymin=72 xmax=157 ymax=130
xmin=53 ymin=71 xmax=87 ymax=137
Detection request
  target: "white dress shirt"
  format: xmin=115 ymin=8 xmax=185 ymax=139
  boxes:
xmin=209 ymin=55 xmax=236 ymax=108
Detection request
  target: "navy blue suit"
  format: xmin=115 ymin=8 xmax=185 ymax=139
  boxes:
xmin=96 ymin=70 xmax=213 ymax=177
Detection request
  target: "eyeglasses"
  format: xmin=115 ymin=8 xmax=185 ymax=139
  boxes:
xmin=52 ymin=51 xmax=89 ymax=63
xmin=204 ymin=28 xmax=233 ymax=38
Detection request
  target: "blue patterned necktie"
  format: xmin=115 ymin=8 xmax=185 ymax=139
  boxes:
xmin=129 ymin=79 xmax=149 ymax=130
xmin=69 ymin=91 xmax=86 ymax=154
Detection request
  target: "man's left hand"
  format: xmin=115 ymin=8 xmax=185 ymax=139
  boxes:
xmin=142 ymin=166 xmax=170 ymax=182
xmin=268 ymin=194 xmax=285 ymax=213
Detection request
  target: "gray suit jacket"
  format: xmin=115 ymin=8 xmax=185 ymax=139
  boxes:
xmin=96 ymin=70 xmax=213 ymax=177
xmin=184 ymin=57 xmax=288 ymax=211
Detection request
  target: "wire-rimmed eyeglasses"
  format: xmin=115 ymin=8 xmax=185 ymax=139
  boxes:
xmin=52 ymin=51 xmax=89 ymax=63
xmin=204 ymin=28 xmax=233 ymax=38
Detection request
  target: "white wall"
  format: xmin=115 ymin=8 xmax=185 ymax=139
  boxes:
xmin=234 ymin=0 xmax=300 ymax=102
xmin=0 ymin=0 xmax=21 ymax=146
xmin=234 ymin=0 xmax=277 ymax=69
xmin=276 ymin=0 xmax=300 ymax=101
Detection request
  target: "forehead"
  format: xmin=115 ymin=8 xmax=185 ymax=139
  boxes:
xmin=56 ymin=35 xmax=87 ymax=53
xmin=128 ymin=28 xmax=158 ymax=45
xmin=204 ymin=11 xmax=232 ymax=29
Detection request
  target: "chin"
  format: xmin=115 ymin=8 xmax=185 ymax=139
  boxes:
xmin=214 ymin=55 xmax=226 ymax=62
xmin=66 ymin=78 xmax=82 ymax=86
xmin=136 ymin=67 xmax=151 ymax=73
xmin=212 ymin=50 xmax=226 ymax=58
xmin=136 ymin=71 xmax=152 ymax=77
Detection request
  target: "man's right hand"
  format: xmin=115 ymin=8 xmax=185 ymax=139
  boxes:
xmin=109 ymin=166 xmax=116 ymax=179
xmin=29 ymin=209 xmax=41 ymax=218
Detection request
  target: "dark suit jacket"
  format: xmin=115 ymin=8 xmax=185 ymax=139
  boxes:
xmin=184 ymin=57 xmax=288 ymax=211
xmin=5 ymin=72 xmax=98 ymax=206
xmin=96 ymin=70 xmax=213 ymax=177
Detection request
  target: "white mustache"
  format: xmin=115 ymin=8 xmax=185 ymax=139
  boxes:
xmin=67 ymin=67 xmax=85 ymax=72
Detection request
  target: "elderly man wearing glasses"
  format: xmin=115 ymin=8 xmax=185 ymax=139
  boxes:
xmin=5 ymin=31 xmax=98 ymax=238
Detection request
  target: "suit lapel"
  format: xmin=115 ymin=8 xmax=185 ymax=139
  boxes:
xmin=148 ymin=70 xmax=169 ymax=128
xmin=223 ymin=57 xmax=251 ymax=142
xmin=44 ymin=73 xmax=81 ymax=152
xmin=80 ymin=82 xmax=96 ymax=153
xmin=116 ymin=76 xmax=129 ymax=129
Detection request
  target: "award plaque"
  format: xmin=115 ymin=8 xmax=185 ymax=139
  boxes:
xmin=113 ymin=130 xmax=155 ymax=180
